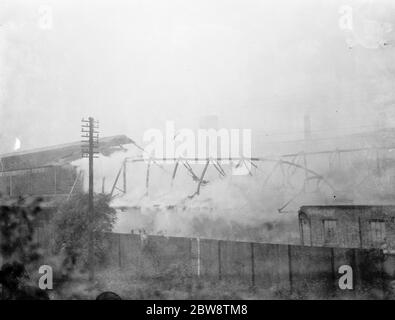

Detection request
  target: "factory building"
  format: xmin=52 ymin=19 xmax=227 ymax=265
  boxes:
xmin=0 ymin=135 xmax=132 ymax=202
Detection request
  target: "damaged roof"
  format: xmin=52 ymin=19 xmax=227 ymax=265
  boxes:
xmin=0 ymin=135 xmax=133 ymax=171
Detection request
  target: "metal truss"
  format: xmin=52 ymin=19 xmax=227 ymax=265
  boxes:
xmin=109 ymin=155 xmax=338 ymax=212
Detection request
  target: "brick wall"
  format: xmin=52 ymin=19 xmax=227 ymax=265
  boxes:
xmin=300 ymin=206 xmax=395 ymax=249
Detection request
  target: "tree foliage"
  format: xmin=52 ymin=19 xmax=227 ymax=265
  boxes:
xmin=0 ymin=197 xmax=43 ymax=264
xmin=52 ymin=192 xmax=116 ymax=268
xmin=0 ymin=197 xmax=51 ymax=299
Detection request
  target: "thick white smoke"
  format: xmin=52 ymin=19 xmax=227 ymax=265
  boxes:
xmin=70 ymin=133 xmax=395 ymax=243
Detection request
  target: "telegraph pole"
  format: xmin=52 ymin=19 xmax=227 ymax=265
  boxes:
xmin=81 ymin=117 xmax=99 ymax=281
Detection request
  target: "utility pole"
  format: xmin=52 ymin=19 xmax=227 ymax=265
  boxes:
xmin=81 ymin=117 xmax=99 ymax=281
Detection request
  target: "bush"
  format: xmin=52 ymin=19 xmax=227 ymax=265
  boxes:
xmin=0 ymin=196 xmax=43 ymax=264
xmin=51 ymin=192 xmax=116 ymax=270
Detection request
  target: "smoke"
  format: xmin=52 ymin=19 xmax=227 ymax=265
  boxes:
xmin=71 ymin=128 xmax=395 ymax=243
xmin=0 ymin=0 xmax=395 ymax=153
xmin=69 ymin=141 xmax=325 ymax=242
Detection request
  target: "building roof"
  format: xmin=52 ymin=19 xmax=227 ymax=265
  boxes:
xmin=299 ymin=205 xmax=395 ymax=219
xmin=0 ymin=135 xmax=133 ymax=171
xmin=301 ymin=205 xmax=395 ymax=209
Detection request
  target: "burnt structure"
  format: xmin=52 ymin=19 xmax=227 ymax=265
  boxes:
xmin=299 ymin=205 xmax=395 ymax=249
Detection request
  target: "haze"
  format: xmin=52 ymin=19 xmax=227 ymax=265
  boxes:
xmin=0 ymin=0 xmax=394 ymax=154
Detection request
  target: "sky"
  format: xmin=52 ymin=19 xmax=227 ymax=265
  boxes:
xmin=0 ymin=0 xmax=395 ymax=153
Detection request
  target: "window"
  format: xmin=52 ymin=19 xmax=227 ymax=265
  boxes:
xmin=323 ymin=219 xmax=337 ymax=245
xmin=300 ymin=217 xmax=311 ymax=246
xmin=369 ymin=220 xmax=386 ymax=244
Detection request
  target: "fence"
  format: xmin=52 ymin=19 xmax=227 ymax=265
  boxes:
xmin=101 ymin=232 xmax=391 ymax=299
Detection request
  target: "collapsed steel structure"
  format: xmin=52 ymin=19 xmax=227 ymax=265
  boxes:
xmin=110 ymin=145 xmax=395 ymax=212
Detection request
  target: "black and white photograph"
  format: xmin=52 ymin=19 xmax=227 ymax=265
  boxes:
xmin=0 ymin=0 xmax=395 ymax=306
